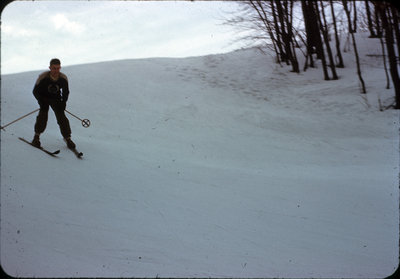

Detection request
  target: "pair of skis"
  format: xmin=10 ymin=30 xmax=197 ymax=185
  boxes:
xmin=18 ymin=137 xmax=83 ymax=158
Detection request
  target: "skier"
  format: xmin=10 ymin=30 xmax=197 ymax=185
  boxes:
xmin=31 ymin=58 xmax=76 ymax=149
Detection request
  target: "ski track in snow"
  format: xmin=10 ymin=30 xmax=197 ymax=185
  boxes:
xmin=1 ymin=33 xmax=399 ymax=278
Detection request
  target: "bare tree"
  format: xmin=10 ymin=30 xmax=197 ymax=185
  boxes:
xmin=375 ymin=1 xmax=400 ymax=109
xmin=301 ymin=0 xmax=330 ymax=79
xmin=248 ymin=0 xmax=281 ymax=63
xmin=390 ymin=5 xmax=400 ymax=61
xmin=300 ymin=0 xmax=316 ymax=69
xmin=317 ymin=1 xmax=339 ymax=79
xmin=274 ymin=0 xmax=299 ymax=72
xmin=365 ymin=0 xmax=378 ymax=38
xmin=330 ymin=0 xmax=345 ymax=67
xmin=343 ymin=0 xmax=367 ymax=93
xmin=222 ymin=0 xmax=400 ymax=109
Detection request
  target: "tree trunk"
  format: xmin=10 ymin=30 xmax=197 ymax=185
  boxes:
xmin=301 ymin=0 xmax=315 ymax=68
xmin=365 ymin=0 xmax=378 ymax=38
xmin=271 ymin=0 xmax=285 ymax=63
xmin=275 ymin=0 xmax=290 ymax=65
xmin=330 ymin=0 xmax=344 ymax=67
xmin=389 ymin=5 xmax=400 ymax=62
xmin=377 ymin=2 xmax=400 ymax=108
xmin=352 ymin=1 xmax=358 ymax=33
xmin=318 ymin=1 xmax=338 ymax=79
xmin=286 ymin=0 xmax=299 ymax=72
xmin=374 ymin=4 xmax=383 ymax=37
xmin=312 ymin=1 xmax=330 ymax=80
xmin=380 ymin=36 xmax=390 ymax=89
xmin=343 ymin=0 xmax=366 ymax=93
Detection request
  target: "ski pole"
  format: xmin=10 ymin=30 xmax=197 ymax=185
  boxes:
xmin=65 ymin=109 xmax=91 ymax=128
xmin=0 ymin=108 xmax=40 ymax=131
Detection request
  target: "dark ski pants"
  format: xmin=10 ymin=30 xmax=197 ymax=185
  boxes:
xmin=34 ymin=99 xmax=71 ymax=139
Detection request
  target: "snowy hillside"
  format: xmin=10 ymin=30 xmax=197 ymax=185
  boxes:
xmin=1 ymin=33 xmax=399 ymax=278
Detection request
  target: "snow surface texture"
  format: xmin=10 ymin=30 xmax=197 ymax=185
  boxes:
xmin=1 ymin=33 xmax=399 ymax=278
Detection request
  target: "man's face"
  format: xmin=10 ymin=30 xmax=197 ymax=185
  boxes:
xmin=49 ymin=64 xmax=61 ymax=78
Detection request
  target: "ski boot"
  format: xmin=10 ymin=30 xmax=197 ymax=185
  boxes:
xmin=65 ymin=137 xmax=76 ymax=149
xmin=31 ymin=134 xmax=41 ymax=148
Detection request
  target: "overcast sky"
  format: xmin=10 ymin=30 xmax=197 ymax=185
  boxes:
xmin=1 ymin=0 xmax=243 ymax=74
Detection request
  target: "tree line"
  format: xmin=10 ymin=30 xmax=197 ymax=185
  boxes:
xmin=225 ymin=0 xmax=400 ymax=110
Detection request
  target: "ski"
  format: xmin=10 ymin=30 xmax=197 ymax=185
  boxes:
xmin=18 ymin=137 xmax=60 ymax=157
xmin=68 ymin=147 xmax=83 ymax=159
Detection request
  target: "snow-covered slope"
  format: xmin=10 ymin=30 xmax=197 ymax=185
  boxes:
xmin=1 ymin=33 xmax=398 ymax=278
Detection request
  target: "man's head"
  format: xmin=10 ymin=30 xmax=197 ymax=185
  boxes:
xmin=49 ymin=58 xmax=61 ymax=79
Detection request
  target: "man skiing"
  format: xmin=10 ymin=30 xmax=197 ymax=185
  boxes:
xmin=32 ymin=58 xmax=76 ymax=149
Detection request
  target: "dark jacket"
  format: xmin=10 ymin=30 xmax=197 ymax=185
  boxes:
xmin=33 ymin=71 xmax=70 ymax=103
